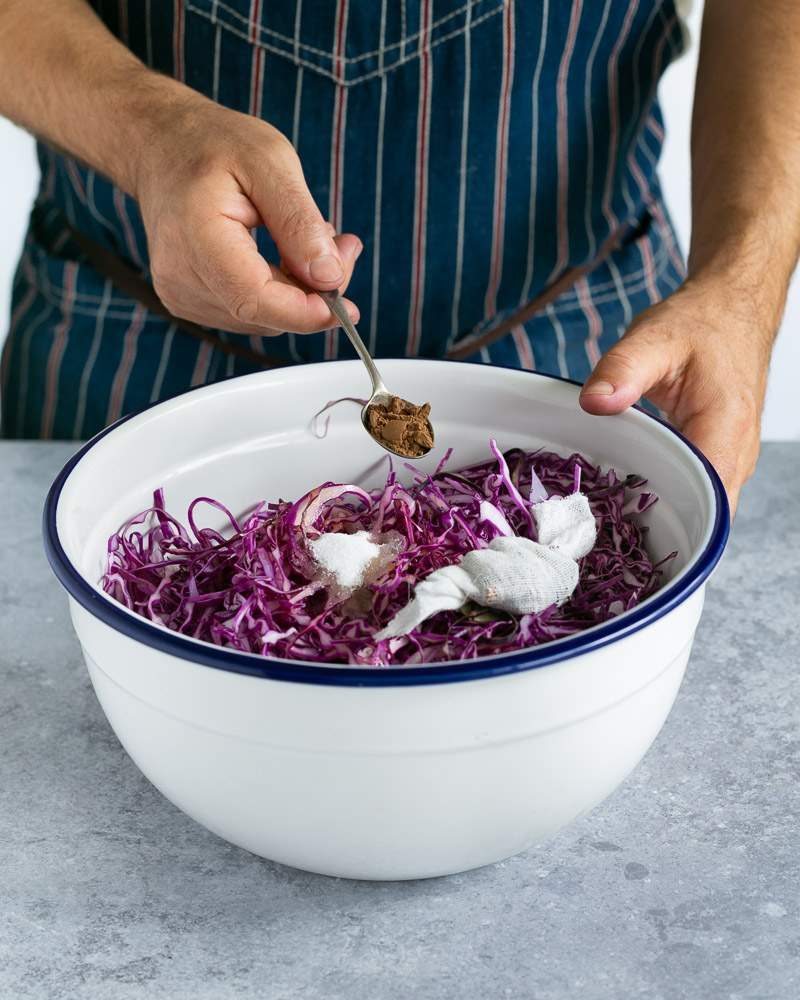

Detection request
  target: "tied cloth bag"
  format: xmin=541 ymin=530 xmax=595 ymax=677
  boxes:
xmin=376 ymin=493 xmax=597 ymax=640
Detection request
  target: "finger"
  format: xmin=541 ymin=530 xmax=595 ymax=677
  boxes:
xmin=280 ymin=233 xmax=363 ymax=292
xmin=333 ymin=233 xmax=363 ymax=294
xmin=190 ymin=216 xmax=360 ymax=333
xmin=245 ymin=262 xmax=362 ymax=332
xmin=151 ymin=285 xmax=284 ymax=336
xmin=247 ymin=139 xmax=348 ymax=290
xmin=163 ymin=281 xmax=361 ymax=337
xmin=580 ymin=324 xmax=683 ymax=415
xmin=680 ymin=407 xmax=758 ymax=518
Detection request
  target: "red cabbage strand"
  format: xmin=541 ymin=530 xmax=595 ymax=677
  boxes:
xmin=102 ymin=446 xmax=674 ymax=666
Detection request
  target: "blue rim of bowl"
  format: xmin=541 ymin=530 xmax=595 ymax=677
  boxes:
xmin=43 ymin=364 xmax=730 ymax=687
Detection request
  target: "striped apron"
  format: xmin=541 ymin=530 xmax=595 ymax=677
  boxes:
xmin=1 ymin=0 xmax=687 ymax=440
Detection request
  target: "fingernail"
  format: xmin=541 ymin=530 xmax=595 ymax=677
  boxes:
xmin=309 ymin=254 xmax=344 ymax=284
xmin=582 ymin=380 xmax=616 ymax=396
xmin=354 ymin=239 xmax=364 ymax=260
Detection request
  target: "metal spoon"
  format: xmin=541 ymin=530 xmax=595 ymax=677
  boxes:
xmin=320 ymin=289 xmax=434 ymax=459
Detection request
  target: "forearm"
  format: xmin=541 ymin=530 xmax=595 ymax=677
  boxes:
xmin=0 ymin=0 xmax=199 ymax=198
xmin=689 ymin=0 xmax=800 ymax=330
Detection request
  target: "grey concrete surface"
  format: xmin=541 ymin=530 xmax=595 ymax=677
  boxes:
xmin=1 ymin=442 xmax=798 ymax=1000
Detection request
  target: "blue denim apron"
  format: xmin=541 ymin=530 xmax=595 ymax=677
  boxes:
xmin=1 ymin=0 xmax=686 ymax=439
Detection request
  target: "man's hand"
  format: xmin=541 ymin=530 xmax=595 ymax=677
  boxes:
xmin=136 ymin=97 xmax=362 ymax=336
xmin=580 ymin=276 xmax=769 ymax=515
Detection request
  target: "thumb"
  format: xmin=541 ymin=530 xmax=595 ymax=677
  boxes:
xmin=579 ymin=325 xmax=680 ymax=416
xmin=250 ymin=138 xmax=345 ymax=290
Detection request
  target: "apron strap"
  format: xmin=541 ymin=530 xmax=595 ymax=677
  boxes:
xmin=68 ymin=217 xmax=636 ymax=368
xmin=445 ymin=220 xmax=635 ymax=360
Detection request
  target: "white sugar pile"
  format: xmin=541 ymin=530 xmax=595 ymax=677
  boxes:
xmin=309 ymin=531 xmax=384 ymax=590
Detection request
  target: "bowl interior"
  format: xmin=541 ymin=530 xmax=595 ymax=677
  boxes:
xmin=55 ymin=360 xmax=720 ymax=659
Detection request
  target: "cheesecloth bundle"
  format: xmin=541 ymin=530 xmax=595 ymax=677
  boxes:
xmin=375 ymin=492 xmax=597 ymax=640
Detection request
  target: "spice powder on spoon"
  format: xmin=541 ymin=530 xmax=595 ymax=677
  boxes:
xmin=366 ymin=396 xmax=434 ymax=458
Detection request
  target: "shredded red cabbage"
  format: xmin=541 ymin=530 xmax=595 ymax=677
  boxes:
xmin=102 ymin=445 xmax=674 ymax=666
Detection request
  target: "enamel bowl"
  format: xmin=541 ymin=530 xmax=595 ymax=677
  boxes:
xmin=45 ymin=361 xmax=728 ymax=880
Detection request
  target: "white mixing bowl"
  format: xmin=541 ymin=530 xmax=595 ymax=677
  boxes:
xmin=45 ymin=361 xmax=728 ymax=880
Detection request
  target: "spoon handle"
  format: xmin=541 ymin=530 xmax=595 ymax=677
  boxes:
xmin=320 ymin=290 xmax=387 ymax=397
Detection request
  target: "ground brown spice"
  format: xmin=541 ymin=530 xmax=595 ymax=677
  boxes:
xmin=366 ymin=396 xmax=434 ymax=458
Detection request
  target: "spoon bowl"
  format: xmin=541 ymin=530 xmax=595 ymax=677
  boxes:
xmin=361 ymin=391 xmax=434 ymax=460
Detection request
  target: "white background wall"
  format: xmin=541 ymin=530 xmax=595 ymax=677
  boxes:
xmin=0 ymin=0 xmax=797 ymax=438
